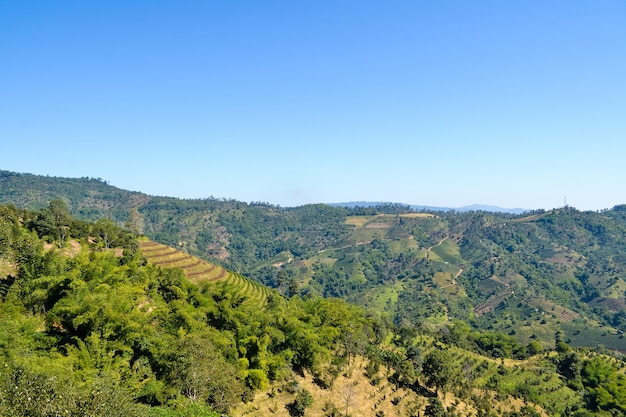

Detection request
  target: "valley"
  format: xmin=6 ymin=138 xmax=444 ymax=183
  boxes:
xmin=2 ymin=170 xmax=626 ymax=415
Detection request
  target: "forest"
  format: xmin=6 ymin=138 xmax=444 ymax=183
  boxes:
xmin=0 ymin=201 xmax=384 ymax=416
xmin=1 ymin=197 xmax=626 ymax=416
xmin=0 ymin=171 xmax=626 ymax=417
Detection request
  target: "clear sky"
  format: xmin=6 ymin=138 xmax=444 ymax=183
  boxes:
xmin=1 ymin=1 xmax=625 ymax=211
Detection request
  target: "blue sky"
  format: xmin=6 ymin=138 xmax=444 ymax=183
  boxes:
xmin=1 ymin=1 xmax=625 ymax=211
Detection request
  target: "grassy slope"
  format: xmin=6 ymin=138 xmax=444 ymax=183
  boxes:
xmin=236 ymin=335 xmax=626 ymax=417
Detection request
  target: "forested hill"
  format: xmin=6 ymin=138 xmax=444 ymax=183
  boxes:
xmin=0 ymin=170 xmax=150 ymax=219
xmin=0 ymin=170 xmax=355 ymax=271
xmin=3 ymin=169 xmax=626 ymax=354
xmin=2 ymin=202 xmax=626 ymax=416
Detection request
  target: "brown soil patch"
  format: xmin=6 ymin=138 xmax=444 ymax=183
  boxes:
xmin=233 ymin=357 xmax=435 ymax=417
xmin=232 ymin=356 xmax=546 ymax=417
xmin=531 ymin=298 xmax=580 ymax=322
xmin=366 ymin=222 xmax=393 ymax=228
xmin=399 ymin=213 xmax=435 ymax=218
xmin=345 ymin=215 xmax=381 ymax=227
xmin=0 ymin=259 xmax=16 ymax=278
xmin=43 ymin=239 xmax=83 ymax=257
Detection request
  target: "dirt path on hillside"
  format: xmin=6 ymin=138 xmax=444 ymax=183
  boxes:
xmin=425 ymin=237 xmax=448 ymax=259
xmin=426 ymin=237 xmax=463 ymax=285
xmin=441 ymin=267 xmax=463 ymax=289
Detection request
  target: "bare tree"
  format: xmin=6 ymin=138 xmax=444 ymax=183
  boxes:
xmin=125 ymin=207 xmax=144 ymax=236
xmin=342 ymin=383 xmax=357 ymax=417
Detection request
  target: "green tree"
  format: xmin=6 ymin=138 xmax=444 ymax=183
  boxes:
xmin=0 ymin=205 xmax=19 ymax=257
xmin=93 ymin=218 xmax=119 ymax=249
xmin=169 ymin=334 xmax=243 ymax=414
xmin=26 ymin=199 xmax=72 ymax=248
xmin=556 ymin=351 xmax=582 ymax=389
xmin=276 ymin=269 xmax=288 ymax=294
xmin=288 ymin=276 xmax=299 ymax=297
xmin=289 ymin=388 xmax=313 ymax=417
xmin=0 ymin=364 xmax=148 ymax=417
xmin=581 ymin=357 xmax=626 ymax=413
xmin=424 ymin=397 xmax=446 ymax=417
xmin=422 ymin=349 xmax=456 ymax=395
xmin=527 ymin=340 xmax=542 ymax=356
xmin=48 ymin=199 xmax=72 ymax=247
xmin=13 ymin=231 xmax=45 ymax=281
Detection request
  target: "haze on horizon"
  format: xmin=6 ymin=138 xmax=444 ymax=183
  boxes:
xmin=1 ymin=1 xmax=625 ymax=212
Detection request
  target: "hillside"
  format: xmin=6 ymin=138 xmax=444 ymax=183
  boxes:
xmin=3 ymin=170 xmax=626 ymax=353
xmin=137 ymin=239 xmax=270 ymax=308
xmin=1 ymin=202 xmax=626 ymax=416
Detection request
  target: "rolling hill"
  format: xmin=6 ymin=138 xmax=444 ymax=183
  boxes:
xmin=2 ymin=198 xmax=626 ymax=415
xmin=3 ymin=169 xmax=626 ymax=352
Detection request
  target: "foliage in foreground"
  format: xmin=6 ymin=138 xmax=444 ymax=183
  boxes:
xmin=0 ymin=202 xmax=383 ymax=415
xmin=1 ymin=202 xmax=626 ymax=416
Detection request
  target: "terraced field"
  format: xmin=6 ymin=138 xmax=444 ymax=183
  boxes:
xmin=138 ymin=239 xmax=271 ymax=308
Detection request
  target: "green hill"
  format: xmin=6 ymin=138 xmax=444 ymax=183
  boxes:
xmin=3 ymin=169 xmax=626 ymax=352
xmin=2 ymin=198 xmax=626 ymax=415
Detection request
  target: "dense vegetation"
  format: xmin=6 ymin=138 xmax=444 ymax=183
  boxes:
xmin=4 ymin=170 xmax=626 ymax=353
xmin=1 ymin=188 xmax=626 ymax=414
xmin=0 ymin=202 xmax=385 ymax=415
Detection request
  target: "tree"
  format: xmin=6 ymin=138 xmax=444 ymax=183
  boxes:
xmin=527 ymin=340 xmax=543 ymax=356
xmin=26 ymin=199 xmax=72 ymax=248
xmin=288 ymin=276 xmax=299 ymax=297
xmin=276 ymin=269 xmax=288 ymax=294
xmin=93 ymin=218 xmax=119 ymax=249
xmin=342 ymin=383 xmax=356 ymax=417
xmin=0 ymin=205 xmax=18 ymax=257
xmin=125 ymin=207 xmax=144 ymax=236
xmin=289 ymin=388 xmax=313 ymax=417
xmin=556 ymin=351 xmax=582 ymax=388
xmin=424 ymin=397 xmax=446 ymax=417
xmin=341 ymin=323 xmax=368 ymax=367
xmin=581 ymin=357 xmax=626 ymax=413
xmin=48 ymin=199 xmax=71 ymax=247
xmin=422 ymin=349 xmax=456 ymax=395
xmin=169 ymin=335 xmax=243 ymax=414
xmin=13 ymin=231 xmax=45 ymax=280
xmin=510 ymin=406 xmax=542 ymax=417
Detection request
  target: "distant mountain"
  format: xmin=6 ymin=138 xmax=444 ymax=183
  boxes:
xmin=455 ymin=204 xmax=530 ymax=214
xmin=329 ymin=201 xmax=530 ymax=214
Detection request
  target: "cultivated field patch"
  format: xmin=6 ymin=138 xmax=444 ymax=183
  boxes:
xmin=139 ymin=239 xmax=270 ymax=307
